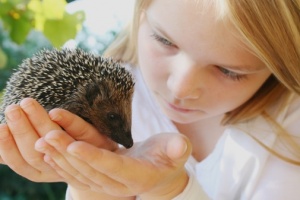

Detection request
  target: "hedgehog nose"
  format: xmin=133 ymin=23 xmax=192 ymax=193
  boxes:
xmin=123 ymin=140 xmax=133 ymax=148
xmin=122 ymin=132 xmax=133 ymax=149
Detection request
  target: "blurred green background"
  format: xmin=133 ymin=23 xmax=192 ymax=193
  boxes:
xmin=0 ymin=0 xmax=124 ymax=199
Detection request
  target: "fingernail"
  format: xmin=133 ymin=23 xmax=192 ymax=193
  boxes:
xmin=44 ymin=132 xmax=61 ymax=147
xmin=44 ymin=155 xmax=56 ymax=167
xmin=50 ymin=139 xmax=60 ymax=147
xmin=45 ymin=138 xmax=60 ymax=147
xmin=20 ymin=99 xmax=36 ymax=112
xmin=177 ymin=140 xmax=187 ymax=157
xmin=35 ymin=139 xmax=46 ymax=152
xmin=49 ymin=113 xmax=62 ymax=122
xmin=67 ymin=146 xmax=81 ymax=158
xmin=168 ymin=136 xmax=188 ymax=159
xmin=5 ymin=107 xmax=21 ymax=121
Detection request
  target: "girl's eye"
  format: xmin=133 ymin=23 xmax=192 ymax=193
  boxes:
xmin=151 ymin=33 xmax=174 ymax=47
xmin=217 ymin=67 xmax=247 ymax=81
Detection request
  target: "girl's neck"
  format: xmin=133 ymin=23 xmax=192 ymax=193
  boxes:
xmin=173 ymin=115 xmax=226 ymax=161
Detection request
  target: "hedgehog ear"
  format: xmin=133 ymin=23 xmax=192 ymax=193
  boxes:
xmin=85 ymin=83 xmax=102 ymax=106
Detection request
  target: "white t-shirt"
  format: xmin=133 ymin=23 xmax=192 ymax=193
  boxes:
xmin=131 ymin=67 xmax=300 ymax=200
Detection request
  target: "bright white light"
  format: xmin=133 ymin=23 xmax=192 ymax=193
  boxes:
xmin=67 ymin=0 xmax=135 ymax=35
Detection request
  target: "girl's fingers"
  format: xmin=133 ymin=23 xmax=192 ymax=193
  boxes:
xmin=41 ymin=132 xmax=190 ymax=197
xmin=67 ymin=142 xmax=135 ymax=195
xmin=0 ymin=124 xmax=22 ymax=167
xmin=36 ymin=132 xmax=92 ymax=189
xmin=68 ymin=142 xmax=128 ymax=176
xmin=43 ymin=155 xmax=91 ymax=190
xmin=20 ymin=98 xmax=62 ymax=136
xmin=38 ymin=130 xmax=126 ymax=193
xmin=0 ymin=124 xmax=60 ymax=182
xmin=49 ymin=108 xmax=118 ymax=150
xmin=68 ymin=133 xmax=189 ymax=179
xmin=66 ymin=133 xmax=191 ymax=194
xmin=3 ymin=101 xmax=62 ymax=178
xmin=66 ymin=141 xmax=160 ymax=195
xmin=4 ymin=104 xmax=49 ymax=169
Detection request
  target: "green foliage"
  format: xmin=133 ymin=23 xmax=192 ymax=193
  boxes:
xmin=43 ymin=11 xmax=83 ymax=47
xmin=0 ymin=46 xmax=7 ymax=68
xmin=0 ymin=23 xmax=52 ymax=91
xmin=0 ymin=165 xmax=67 ymax=200
xmin=0 ymin=0 xmax=85 ymax=47
xmin=0 ymin=0 xmax=33 ymax=44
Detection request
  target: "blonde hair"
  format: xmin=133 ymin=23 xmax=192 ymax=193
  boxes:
xmin=104 ymin=0 xmax=300 ymax=164
xmin=223 ymin=0 xmax=300 ymax=123
xmin=104 ymin=0 xmax=151 ymax=63
xmin=224 ymin=0 xmax=300 ymax=164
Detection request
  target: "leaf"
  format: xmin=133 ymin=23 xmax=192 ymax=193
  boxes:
xmin=42 ymin=0 xmax=66 ymax=19
xmin=0 ymin=2 xmax=16 ymax=31
xmin=6 ymin=8 xmax=34 ymax=44
xmin=0 ymin=0 xmax=84 ymax=46
xmin=27 ymin=0 xmax=44 ymax=30
xmin=43 ymin=11 xmax=85 ymax=47
xmin=0 ymin=47 xmax=7 ymax=69
xmin=9 ymin=16 xmax=32 ymax=44
xmin=28 ymin=0 xmax=68 ymax=31
xmin=27 ymin=0 xmax=42 ymax=13
xmin=0 ymin=1 xmax=34 ymax=44
xmin=0 ymin=1 xmax=13 ymax=16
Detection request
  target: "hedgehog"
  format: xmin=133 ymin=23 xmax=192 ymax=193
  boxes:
xmin=0 ymin=48 xmax=135 ymax=148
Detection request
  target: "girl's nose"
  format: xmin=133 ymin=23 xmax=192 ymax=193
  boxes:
xmin=167 ymin=57 xmax=202 ymax=100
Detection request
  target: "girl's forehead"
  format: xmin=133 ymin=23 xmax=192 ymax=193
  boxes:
xmin=145 ymin=0 xmax=234 ymax=49
xmin=144 ymin=0 xmax=266 ymax=72
xmin=146 ymin=0 xmax=230 ymax=19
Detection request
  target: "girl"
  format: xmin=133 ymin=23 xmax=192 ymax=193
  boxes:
xmin=0 ymin=0 xmax=299 ymax=199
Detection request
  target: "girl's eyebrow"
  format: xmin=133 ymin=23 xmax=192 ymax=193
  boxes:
xmin=220 ymin=64 xmax=267 ymax=73
xmin=145 ymin=12 xmax=174 ymax=41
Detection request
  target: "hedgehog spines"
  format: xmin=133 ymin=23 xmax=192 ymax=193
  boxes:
xmin=0 ymin=48 xmax=135 ymax=123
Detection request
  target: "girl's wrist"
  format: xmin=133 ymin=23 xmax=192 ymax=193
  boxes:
xmin=139 ymin=170 xmax=189 ymax=200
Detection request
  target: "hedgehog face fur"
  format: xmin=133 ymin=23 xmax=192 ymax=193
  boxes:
xmin=62 ymin=79 xmax=134 ymax=148
xmin=0 ymin=48 xmax=135 ymax=148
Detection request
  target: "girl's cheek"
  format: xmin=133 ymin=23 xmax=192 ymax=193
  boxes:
xmin=137 ymin=23 xmax=170 ymax=87
xmin=138 ymin=34 xmax=162 ymax=70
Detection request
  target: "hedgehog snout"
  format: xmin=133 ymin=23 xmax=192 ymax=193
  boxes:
xmin=110 ymin=130 xmax=133 ymax=149
xmin=123 ymin=131 xmax=134 ymax=148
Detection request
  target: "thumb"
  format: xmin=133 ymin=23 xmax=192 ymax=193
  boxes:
xmin=49 ymin=108 xmax=118 ymax=151
xmin=164 ymin=133 xmax=192 ymax=163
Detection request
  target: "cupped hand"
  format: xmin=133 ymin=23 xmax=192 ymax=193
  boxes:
xmin=0 ymin=98 xmax=62 ymax=182
xmin=0 ymin=98 xmax=115 ymax=183
xmin=35 ymin=130 xmax=192 ymax=199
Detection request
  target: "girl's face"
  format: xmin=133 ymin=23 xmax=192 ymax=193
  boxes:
xmin=137 ymin=0 xmax=271 ymax=124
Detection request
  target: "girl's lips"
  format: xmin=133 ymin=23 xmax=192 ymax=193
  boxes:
xmin=157 ymin=93 xmax=200 ymax=113
xmin=167 ymin=102 xmax=197 ymax=113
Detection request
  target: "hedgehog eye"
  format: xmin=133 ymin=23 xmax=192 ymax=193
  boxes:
xmin=108 ymin=114 xmax=115 ymax=119
xmin=107 ymin=112 xmax=119 ymax=120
